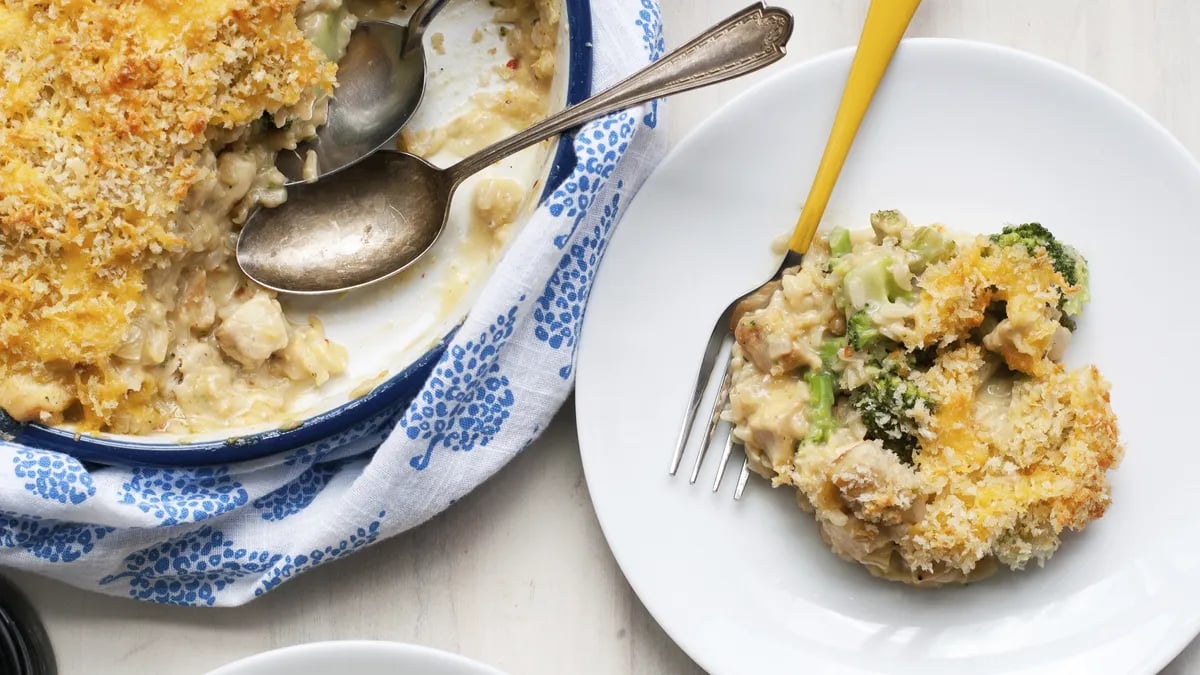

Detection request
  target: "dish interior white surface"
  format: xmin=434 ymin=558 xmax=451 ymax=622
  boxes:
xmin=271 ymin=0 xmax=569 ymax=431
xmin=205 ymin=640 xmax=508 ymax=675
xmin=576 ymin=39 xmax=1200 ymax=675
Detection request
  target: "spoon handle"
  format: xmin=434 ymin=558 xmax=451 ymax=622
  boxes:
xmin=447 ymin=2 xmax=793 ymax=184
xmin=405 ymin=0 xmax=452 ymax=53
xmin=787 ymin=0 xmax=921 ymax=254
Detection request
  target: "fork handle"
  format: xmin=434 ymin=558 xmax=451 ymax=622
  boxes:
xmin=447 ymin=2 xmax=794 ymax=184
xmin=787 ymin=0 xmax=922 ymax=254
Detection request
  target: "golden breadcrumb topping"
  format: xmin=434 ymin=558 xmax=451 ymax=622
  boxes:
xmin=904 ymin=344 xmax=1122 ymax=575
xmin=0 ymin=0 xmax=334 ymax=428
xmin=911 ymin=240 xmax=1074 ymax=376
xmin=725 ymin=211 xmax=1122 ymax=585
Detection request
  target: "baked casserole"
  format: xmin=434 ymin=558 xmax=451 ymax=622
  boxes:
xmin=0 ymin=0 xmax=558 ymax=434
xmin=724 ymin=211 xmax=1123 ymax=585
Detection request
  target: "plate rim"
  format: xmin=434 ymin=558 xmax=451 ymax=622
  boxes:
xmin=575 ymin=36 xmax=1200 ymax=675
xmin=7 ymin=0 xmax=595 ymax=467
xmin=203 ymin=640 xmax=508 ymax=675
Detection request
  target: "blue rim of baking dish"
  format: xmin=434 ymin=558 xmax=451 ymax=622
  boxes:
xmin=4 ymin=0 xmax=595 ymax=467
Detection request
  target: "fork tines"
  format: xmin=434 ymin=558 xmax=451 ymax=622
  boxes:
xmin=670 ymin=311 xmax=751 ymax=500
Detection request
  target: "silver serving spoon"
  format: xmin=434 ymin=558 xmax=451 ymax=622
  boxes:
xmin=275 ymin=0 xmax=451 ymax=185
xmin=238 ymin=2 xmax=794 ymax=295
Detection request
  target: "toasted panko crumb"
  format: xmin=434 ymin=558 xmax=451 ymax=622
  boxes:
xmin=903 ymin=344 xmax=1122 ymax=576
xmin=0 ymin=0 xmax=334 ymax=428
xmin=910 ymin=240 xmax=1068 ymax=376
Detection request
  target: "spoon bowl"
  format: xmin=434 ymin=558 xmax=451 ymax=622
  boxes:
xmin=275 ymin=22 xmax=428 ymax=186
xmin=276 ymin=0 xmax=452 ymax=185
xmin=239 ymin=2 xmax=795 ymax=294
xmin=241 ymin=152 xmax=452 ymax=293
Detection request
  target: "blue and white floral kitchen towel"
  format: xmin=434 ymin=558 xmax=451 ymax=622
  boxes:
xmin=0 ymin=0 xmax=667 ymax=606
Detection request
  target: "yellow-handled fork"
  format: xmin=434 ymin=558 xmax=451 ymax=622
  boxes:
xmin=670 ymin=0 xmax=924 ymax=498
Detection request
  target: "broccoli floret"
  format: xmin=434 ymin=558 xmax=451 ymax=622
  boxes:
xmin=851 ymin=370 xmax=931 ymax=463
xmin=990 ymin=223 xmax=1090 ymax=316
xmin=842 ymin=254 xmax=913 ymax=311
xmin=990 ymin=223 xmax=1073 ymax=281
xmin=870 ymin=209 xmax=909 ymax=240
xmin=1060 ymin=253 xmax=1090 ymax=317
xmin=804 ymin=369 xmax=837 ymax=445
xmin=828 ymin=227 xmax=853 ymax=256
xmin=906 ymin=226 xmax=956 ymax=274
xmin=818 ymin=337 xmax=848 ymax=372
xmin=846 ymin=310 xmax=882 ymax=351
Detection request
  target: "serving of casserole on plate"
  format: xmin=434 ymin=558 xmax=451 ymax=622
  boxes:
xmin=577 ymin=40 xmax=1200 ymax=675
xmin=725 ymin=212 xmax=1121 ymax=586
xmin=0 ymin=0 xmax=592 ymax=462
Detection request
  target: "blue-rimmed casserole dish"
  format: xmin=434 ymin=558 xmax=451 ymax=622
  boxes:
xmin=5 ymin=0 xmax=593 ymax=466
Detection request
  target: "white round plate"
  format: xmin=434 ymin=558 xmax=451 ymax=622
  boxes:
xmin=576 ymin=39 xmax=1200 ymax=675
xmin=205 ymin=641 xmax=507 ymax=675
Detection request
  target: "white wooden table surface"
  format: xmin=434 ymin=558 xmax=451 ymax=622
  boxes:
xmin=11 ymin=1 xmax=1200 ymax=673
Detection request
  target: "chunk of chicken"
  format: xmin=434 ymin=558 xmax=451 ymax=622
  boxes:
xmin=168 ymin=342 xmax=235 ymax=412
xmin=0 ymin=371 xmax=73 ymax=424
xmin=733 ymin=266 xmax=839 ymax=375
xmin=725 ymin=344 xmax=810 ymax=478
xmin=830 ymin=441 xmax=927 ymax=527
xmin=276 ymin=318 xmax=349 ymax=385
xmin=215 ymin=292 xmax=290 ymax=368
